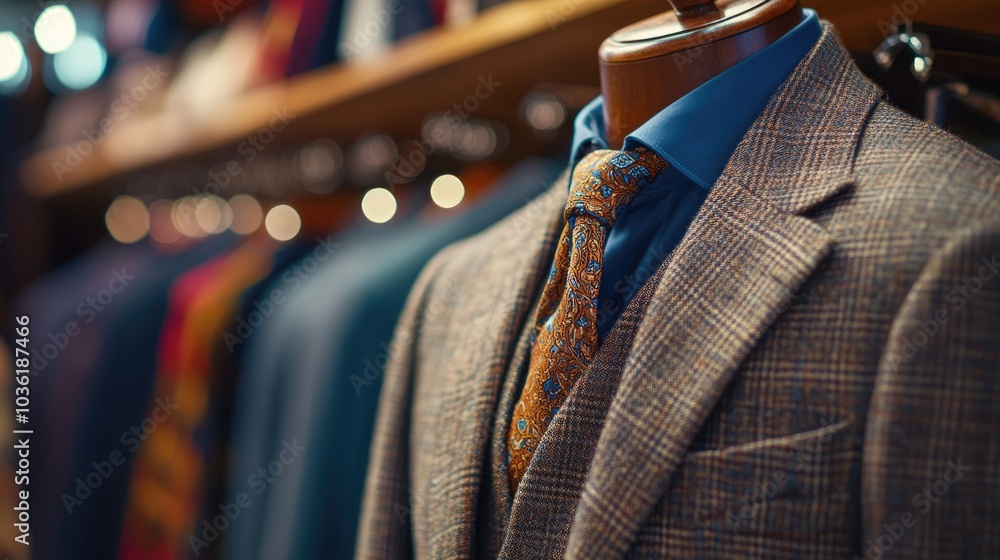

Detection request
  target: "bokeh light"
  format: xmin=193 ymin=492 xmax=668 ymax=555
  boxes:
xmin=264 ymin=204 xmax=301 ymax=241
xmin=0 ymin=33 xmax=25 ymax=81
xmin=52 ymin=33 xmax=107 ymax=90
xmin=525 ymin=98 xmax=566 ymax=131
xmin=229 ymin=194 xmax=263 ymax=234
xmin=35 ymin=5 xmax=78 ymax=54
xmin=105 ymin=195 xmax=150 ymax=243
xmin=361 ymin=188 xmax=397 ymax=224
xmin=0 ymin=32 xmax=29 ymax=95
xmin=148 ymin=200 xmax=182 ymax=244
xmin=430 ymin=174 xmax=465 ymax=209
xmin=171 ymin=196 xmax=208 ymax=238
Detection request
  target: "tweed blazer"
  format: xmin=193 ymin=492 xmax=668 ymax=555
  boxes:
xmin=357 ymin=25 xmax=1000 ymax=560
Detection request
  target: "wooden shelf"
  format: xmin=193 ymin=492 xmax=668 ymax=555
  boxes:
xmin=804 ymin=0 xmax=1000 ymax=54
xmin=22 ymin=0 xmax=1000 ymax=198
xmin=22 ymin=0 xmax=664 ymax=198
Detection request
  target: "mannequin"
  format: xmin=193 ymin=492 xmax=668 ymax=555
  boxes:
xmin=600 ymin=0 xmax=802 ymax=146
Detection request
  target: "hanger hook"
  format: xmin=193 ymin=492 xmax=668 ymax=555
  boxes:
xmin=873 ymin=30 xmax=934 ymax=82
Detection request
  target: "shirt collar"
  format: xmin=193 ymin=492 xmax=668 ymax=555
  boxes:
xmin=570 ymin=8 xmax=822 ymax=190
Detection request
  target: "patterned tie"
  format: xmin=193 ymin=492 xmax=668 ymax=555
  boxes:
xmin=506 ymin=147 xmax=668 ymax=492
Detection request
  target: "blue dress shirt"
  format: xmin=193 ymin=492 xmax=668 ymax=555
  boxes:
xmin=571 ymin=9 xmax=823 ymax=337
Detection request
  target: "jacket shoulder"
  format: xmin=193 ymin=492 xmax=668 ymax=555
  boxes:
xmin=853 ymin=101 xmax=1000 ymax=223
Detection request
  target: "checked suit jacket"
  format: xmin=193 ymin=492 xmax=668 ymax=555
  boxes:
xmin=357 ymin=25 xmax=1000 ymax=560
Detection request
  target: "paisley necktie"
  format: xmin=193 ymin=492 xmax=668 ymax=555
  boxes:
xmin=507 ymin=146 xmax=668 ymax=492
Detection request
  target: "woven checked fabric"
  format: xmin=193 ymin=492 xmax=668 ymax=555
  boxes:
xmin=506 ymin=147 xmax=668 ymax=492
xmin=356 ymin=25 xmax=1000 ymax=560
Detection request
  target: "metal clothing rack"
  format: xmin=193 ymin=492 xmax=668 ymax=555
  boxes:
xmin=873 ymin=21 xmax=1000 ymax=128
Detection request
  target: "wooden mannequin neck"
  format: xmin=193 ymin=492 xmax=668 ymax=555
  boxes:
xmin=599 ymin=0 xmax=802 ymax=148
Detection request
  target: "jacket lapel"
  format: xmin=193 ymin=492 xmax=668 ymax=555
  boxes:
xmin=478 ymin=305 xmax=537 ymax=557
xmin=565 ymin=26 xmax=882 ymax=558
xmin=500 ymin=266 xmax=668 ymax=559
xmin=565 ymin=178 xmax=836 ymax=558
xmin=421 ymin=175 xmax=568 ymax=557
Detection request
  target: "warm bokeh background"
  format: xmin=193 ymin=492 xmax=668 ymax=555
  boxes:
xmin=0 ymin=1 xmax=998 ymax=558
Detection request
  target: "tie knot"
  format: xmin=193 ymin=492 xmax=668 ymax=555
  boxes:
xmin=566 ymin=147 xmax=668 ymax=228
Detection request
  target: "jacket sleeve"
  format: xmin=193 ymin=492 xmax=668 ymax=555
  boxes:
xmin=864 ymin=220 xmax=1000 ymax=559
xmin=355 ymin=247 xmax=454 ymax=560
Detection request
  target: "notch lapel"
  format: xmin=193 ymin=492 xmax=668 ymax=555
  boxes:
xmin=565 ymin=177 xmax=836 ymax=558
xmin=565 ymin=25 xmax=881 ymax=558
xmin=418 ymin=177 xmax=567 ymax=557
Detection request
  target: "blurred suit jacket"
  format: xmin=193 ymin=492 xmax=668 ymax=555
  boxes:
xmin=357 ymin=25 xmax=1000 ymax=560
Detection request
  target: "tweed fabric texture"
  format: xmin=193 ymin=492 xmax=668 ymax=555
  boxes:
xmin=507 ymin=148 xmax=668 ymax=491
xmin=357 ymin=24 xmax=1000 ymax=560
